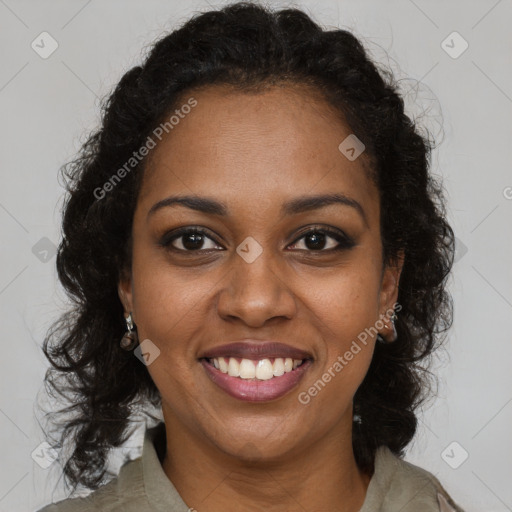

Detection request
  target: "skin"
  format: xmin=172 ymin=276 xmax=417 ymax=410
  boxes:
xmin=118 ymin=83 xmax=403 ymax=512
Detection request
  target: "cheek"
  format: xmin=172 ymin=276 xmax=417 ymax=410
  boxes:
xmin=303 ymin=260 xmax=381 ymax=378
xmin=129 ymin=262 xmax=207 ymax=395
xmin=130 ymin=249 xmax=212 ymax=352
xmin=306 ymin=264 xmax=382 ymax=335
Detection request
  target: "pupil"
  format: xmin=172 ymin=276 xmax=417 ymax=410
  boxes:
xmin=183 ymin=233 xmax=204 ymax=250
xmin=305 ymin=231 xmax=325 ymax=250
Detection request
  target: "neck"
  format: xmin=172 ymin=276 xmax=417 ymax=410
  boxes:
xmin=161 ymin=412 xmax=371 ymax=512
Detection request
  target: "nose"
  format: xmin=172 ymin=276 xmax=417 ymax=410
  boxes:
xmin=216 ymin=249 xmax=297 ymax=328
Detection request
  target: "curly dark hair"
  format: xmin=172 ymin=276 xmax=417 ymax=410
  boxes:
xmin=41 ymin=1 xmax=454 ymax=493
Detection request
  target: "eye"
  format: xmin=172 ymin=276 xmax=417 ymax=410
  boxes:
xmin=160 ymin=226 xmax=355 ymax=254
xmin=160 ymin=227 xmax=223 ymax=252
xmin=288 ymin=227 xmax=355 ymax=252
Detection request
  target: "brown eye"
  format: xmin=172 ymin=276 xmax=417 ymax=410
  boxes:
xmin=288 ymin=227 xmax=355 ymax=252
xmin=160 ymin=228 xmax=223 ymax=252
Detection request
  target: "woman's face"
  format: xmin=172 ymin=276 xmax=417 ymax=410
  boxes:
xmin=119 ymin=84 xmax=401 ymax=460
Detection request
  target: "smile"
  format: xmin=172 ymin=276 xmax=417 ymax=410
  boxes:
xmin=200 ymin=356 xmax=312 ymax=402
xmin=210 ymin=356 xmax=304 ymax=379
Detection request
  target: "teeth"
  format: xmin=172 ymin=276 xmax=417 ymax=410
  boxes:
xmin=255 ymin=359 xmax=273 ymax=380
xmin=227 ymin=358 xmax=240 ymax=377
xmin=239 ymin=359 xmax=256 ymax=379
xmin=273 ymin=358 xmax=285 ymax=376
xmin=211 ymin=357 xmax=304 ymax=380
xmin=218 ymin=357 xmax=229 ymax=373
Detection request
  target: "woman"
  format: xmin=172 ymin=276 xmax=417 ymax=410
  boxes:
xmin=38 ymin=2 xmax=463 ymax=511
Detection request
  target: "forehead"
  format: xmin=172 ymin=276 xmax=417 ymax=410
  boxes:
xmin=137 ymin=83 xmax=378 ymax=218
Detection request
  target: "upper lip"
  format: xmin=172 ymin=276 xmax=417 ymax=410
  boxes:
xmin=199 ymin=341 xmax=313 ymax=360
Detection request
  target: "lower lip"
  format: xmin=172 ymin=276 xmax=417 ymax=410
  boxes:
xmin=200 ymin=358 xmax=312 ymax=402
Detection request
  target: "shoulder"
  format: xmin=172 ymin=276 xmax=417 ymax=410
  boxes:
xmin=36 ymin=457 xmax=149 ymax=512
xmin=364 ymin=446 xmax=465 ymax=512
xmin=37 ymin=497 xmax=92 ymax=512
xmin=37 ymin=423 xmax=189 ymax=512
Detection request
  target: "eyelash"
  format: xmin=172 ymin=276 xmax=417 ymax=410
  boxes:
xmin=159 ymin=226 xmax=355 ymax=254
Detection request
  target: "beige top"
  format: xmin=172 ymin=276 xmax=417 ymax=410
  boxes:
xmin=38 ymin=423 xmax=464 ymax=511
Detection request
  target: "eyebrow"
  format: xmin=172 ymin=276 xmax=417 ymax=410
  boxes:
xmin=147 ymin=193 xmax=367 ymax=224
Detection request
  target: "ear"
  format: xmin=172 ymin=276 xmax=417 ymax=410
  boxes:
xmin=378 ymin=250 xmax=404 ymax=313
xmin=118 ymin=269 xmax=134 ymax=317
xmin=377 ymin=251 xmax=404 ymax=342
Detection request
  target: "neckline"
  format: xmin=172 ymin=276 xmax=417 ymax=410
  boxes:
xmin=140 ymin=423 xmax=398 ymax=511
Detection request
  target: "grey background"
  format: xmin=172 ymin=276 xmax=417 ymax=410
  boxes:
xmin=0 ymin=0 xmax=511 ymax=510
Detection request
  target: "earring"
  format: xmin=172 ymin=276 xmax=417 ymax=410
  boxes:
xmin=378 ymin=311 xmax=398 ymax=344
xmin=120 ymin=312 xmax=138 ymax=350
xmin=376 ymin=334 xmax=388 ymax=344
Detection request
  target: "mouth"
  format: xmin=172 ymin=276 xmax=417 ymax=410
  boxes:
xmin=203 ymin=356 xmax=309 ymax=379
xmin=198 ymin=341 xmax=313 ymax=402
